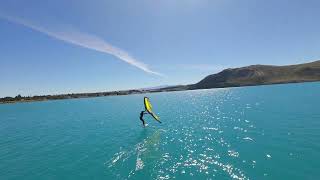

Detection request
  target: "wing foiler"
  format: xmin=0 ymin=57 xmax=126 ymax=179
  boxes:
xmin=144 ymin=97 xmax=161 ymax=123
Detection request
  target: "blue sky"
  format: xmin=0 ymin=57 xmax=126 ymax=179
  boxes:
xmin=1 ymin=0 xmax=320 ymax=97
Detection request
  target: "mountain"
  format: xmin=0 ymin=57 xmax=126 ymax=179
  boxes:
xmin=2 ymin=61 xmax=320 ymax=104
xmin=189 ymin=60 xmax=320 ymax=89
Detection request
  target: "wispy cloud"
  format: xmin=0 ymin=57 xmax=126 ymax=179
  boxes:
xmin=0 ymin=15 xmax=163 ymax=76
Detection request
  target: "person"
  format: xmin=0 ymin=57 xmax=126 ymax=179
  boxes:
xmin=139 ymin=111 xmax=147 ymax=127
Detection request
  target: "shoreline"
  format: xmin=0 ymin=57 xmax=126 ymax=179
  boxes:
xmin=2 ymin=60 xmax=319 ymax=105
xmin=1 ymin=81 xmax=319 ymax=105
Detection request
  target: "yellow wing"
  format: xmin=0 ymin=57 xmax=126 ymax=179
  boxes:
xmin=150 ymin=112 xmax=160 ymax=121
xmin=144 ymin=97 xmax=161 ymax=122
xmin=144 ymin=97 xmax=153 ymax=113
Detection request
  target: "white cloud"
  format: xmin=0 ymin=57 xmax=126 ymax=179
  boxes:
xmin=0 ymin=15 xmax=164 ymax=76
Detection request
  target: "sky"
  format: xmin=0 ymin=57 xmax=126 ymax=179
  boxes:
xmin=1 ymin=0 xmax=320 ymax=97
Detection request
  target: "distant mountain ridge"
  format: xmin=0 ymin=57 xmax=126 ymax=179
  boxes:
xmin=1 ymin=60 xmax=320 ymax=104
xmin=189 ymin=60 xmax=320 ymax=89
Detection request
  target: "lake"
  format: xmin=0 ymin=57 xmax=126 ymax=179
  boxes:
xmin=1 ymin=82 xmax=319 ymax=180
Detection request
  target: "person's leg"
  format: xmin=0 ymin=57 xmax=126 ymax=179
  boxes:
xmin=140 ymin=117 xmax=145 ymax=126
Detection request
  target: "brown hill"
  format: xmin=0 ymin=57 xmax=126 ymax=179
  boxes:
xmin=190 ymin=60 xmax=320 ymax=89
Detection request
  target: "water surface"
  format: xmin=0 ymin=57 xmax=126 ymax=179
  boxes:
xmin=1 ymin=82 xmax=320 ymax=179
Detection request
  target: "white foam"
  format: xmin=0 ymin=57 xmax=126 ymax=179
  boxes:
xmin=135 ymin=157 xmax=144 ymax=171
xmin=243 ymin=137 xmax=254 ymax=141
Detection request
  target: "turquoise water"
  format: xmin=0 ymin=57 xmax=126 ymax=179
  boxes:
xmin=1 ymin=82 xmax=320 ymax=180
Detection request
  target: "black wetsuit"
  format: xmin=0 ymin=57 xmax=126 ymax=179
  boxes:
xmin=139 ymin=111 xmax=146 ymax=126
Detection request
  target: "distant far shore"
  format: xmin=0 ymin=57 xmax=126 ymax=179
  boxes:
xmin=1 ymin=81 xmax=319 ymax=105
xmin=2 ymin=60 xmax=320 ymax=104
xmin=0 ymin=89 xmax=159 ymax=104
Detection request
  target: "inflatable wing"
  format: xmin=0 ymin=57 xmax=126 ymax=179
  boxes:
xmin=144 ymin=97 xmax=161 ymax=123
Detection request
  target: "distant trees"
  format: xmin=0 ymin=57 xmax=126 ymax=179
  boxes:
xmin=15 ymin=94 xmax=22 ymax=100
xmin=1 ymin=96 xmax=15 ymax=102
xmin=0 ymin=94 xmax=23 ymax=103
xmin=0 ymin=89 xmax=149 ymax=104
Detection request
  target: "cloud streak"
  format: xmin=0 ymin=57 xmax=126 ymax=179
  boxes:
xmin=0 ymin=15 xmax=163 ymax=76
